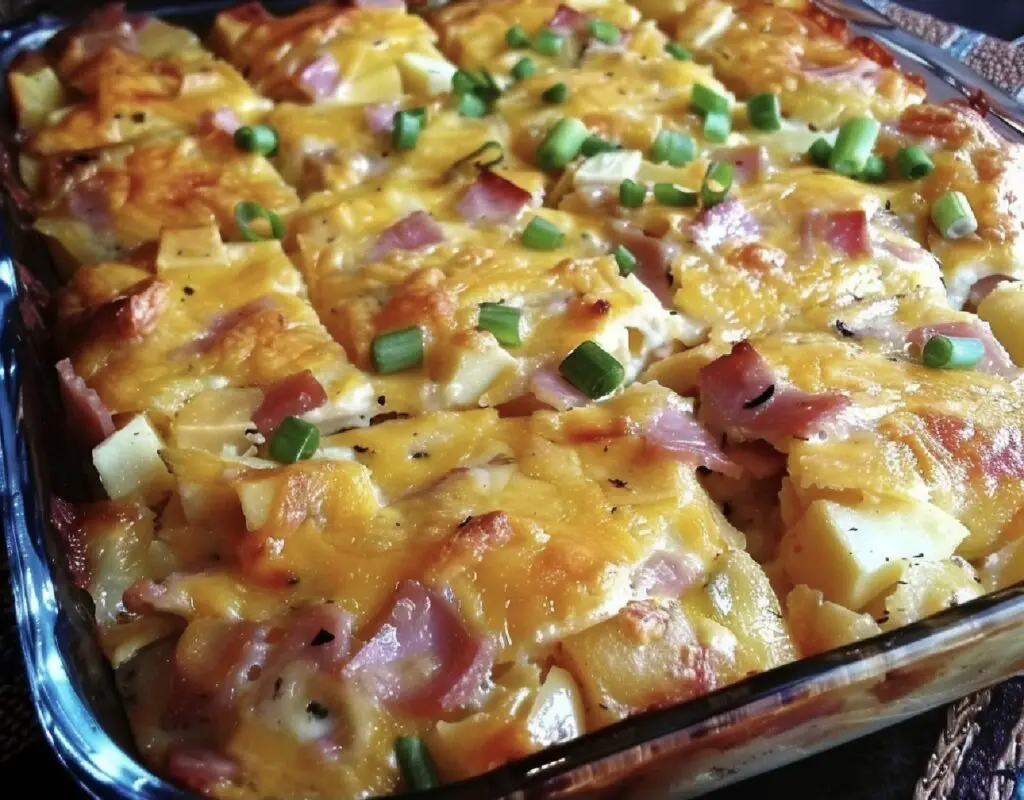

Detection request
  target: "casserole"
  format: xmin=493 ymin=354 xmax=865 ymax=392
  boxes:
xmin=4 ymin=1 xmax=1024 ymax=799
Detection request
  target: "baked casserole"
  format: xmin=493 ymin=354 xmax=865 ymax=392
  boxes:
xmin=8 ymin=0 xmax=1024 ymax=796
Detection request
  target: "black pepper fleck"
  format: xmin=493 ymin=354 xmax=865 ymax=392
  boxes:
xmin=608 ymin=478 xmax=629 ymax=488
xmin=310 ymin=629 xmax=335 ymax=647
xmin=306 ymin=701 xmax=329 ymax=719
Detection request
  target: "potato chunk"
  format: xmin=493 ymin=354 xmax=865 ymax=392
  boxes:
xmin=786 ymin=584 xmax=881 ymax=657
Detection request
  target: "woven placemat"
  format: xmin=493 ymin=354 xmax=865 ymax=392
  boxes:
xmin=0 ymin=2 xmax=1023 ymax=799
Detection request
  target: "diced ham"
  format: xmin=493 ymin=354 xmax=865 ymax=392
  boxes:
xmin=907 ymin=320 xmax=1020 ymax=378
xmin=166 ymin=749 xmax=239 ymax=793
xmin=966 ymin=274 xmax=1018 ymax=312
xmin=74 ymin=4 xmax=145 ymax=60
xmin=55 ymin=358 xmax=115 ymax=448
xmin=690 ymin=200 xmax=760 ymax=253
xmin=801 ymin=58 xmax=883 ymax=90
xmin=259 ymin=603 xmax=355 ymax=681
xmin=344 ymin=580 xmax=494 ymax=715
xmin=530 ymin=367 xmax=590 ymax=410
xmin=16 ymin=261 xmax=50 ymax=337
xmin=198 ymin=107 xmax=242 ymax=136
xmin=548 ymin=3 xmax=589 ymax=32
xmin=66 ymin=177 xmax=112 ymax=231
xmin=51 ymin=497 xmax=89 ymax=588
xmin=644 ymin=403 xmax=740 ymax=478
xmin=698 ymin=341 xmax=851 ymax=441
xmin=712 ymin=145 xmax=768 ymax=184
xmin=353 ymin=0 xmax=405 ymax=7
xmin=297 ymin=53 xmax=341 ymax=102
xmin=366 ymin=211 xmax=445 ymax=262
xmin=251 ymin=370 xmax=328 ymax=437
xmin=802 ymin=210 xmax=870 ymax=258
xmin=364 ymin=101 xmax=399 ymax=134
xmin=609 ymin=223 xmax=676 ymax=307
xmin=456 ymin=170 xmax=532 ymax=223
xmin=632 ymin=550 xmax=702 ymax=598
xmin=173 ymin=296 xmax=278 ymax=357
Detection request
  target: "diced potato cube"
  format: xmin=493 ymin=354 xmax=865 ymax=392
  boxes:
xmin=441 ymin=332 xmax=518 ymax=407
xmin=156 ymin=226 xmax=229 ymax=273
xmin=336 ymin=66 xmax=403 ymax=105
xmin=9 ymin=65 xmax=65 ymax=130
xmin=173 ymin=387 xmax=263 ymax=455
xmin=92 ymin=415 xmax=173 ymax=503
xmin=399 ymin=52 xmax=458 ymax=96
xmin=880 ymin=558 xmax=983 ymax=630
xmin=235 ymin=476 xmax=279 ymax=531
xmin=135 ymin=18 xmax=202 ymax=58
xmin=178 ymin=69 xmax=227 ymax=96
xmin=980 ymin=529 xmax=1024 ymax=591
xmin=557 ymin=597 xmax=713 ymax=729
xmin=786 ymin=584 xmax=881 ymax=657
xmin=779 ymin=499 xmax=970 ymax=609
xmin=573 ymin=150 xmax=643 ymax=190
xmin=977 ymin=281 xmax=1024 ymax=366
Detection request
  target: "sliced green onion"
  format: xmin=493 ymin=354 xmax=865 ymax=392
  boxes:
xmin=452 ymin=69 xmax=478 ymax=95
xmin=521 ymin=216 xmax=565 ymax=250
xmin=542 ymin=82 xmax=568 ymax=104
xmin=612 ymin=244 xmax=636 ymax=276
xmin=702 ymin=110 xmax=731 ymax=143
xmin=395 ymin=737 xmax=440 ymax=791
xmin=922 ymin=334 xmax=984 ymax=370
xmin=665 ymin=42 xmax=692 ymax=61
xmin=447 ymin=140 xmax=504 ymax=177
xmin=650 ymin=129 xmax=695 ymax=166
xmin=269 ymin=416 xmax=320 ymax=464
xmin=701 ymin=160 xmax=734 ymax=207
xmin=588 ymin=18 xmax=620 ymax=44
xmin=472 ymin=70 xmax=503 ymax=101
xmin=234 ymin=124 xmax=278 ymax=156
xmin=931 ymin=190 xmax=978 ymax=239
xmin=860 ymin=154 xmax=887 ymax=184
xmin=580 ymin=135 xmax=619 ymax=157
xmin=511 ymin=56 xmax=537 ymax=81
xmin=690 ymin=84 xmax=729 ymax=116
xmin=559 ymin=341 xmax=625 ymax=399
xmin=536 ymin=117 xmax=588 ymax=172
xmin=371 ymin=327 xmax=424 ymax=374
xmin=234 ymin=201 xmax=283 ymax=241
xmin=654 ymin=182 xmax=698 ymax=207
xmin=457 ymin=92 xmax=488 ymax=118
xmin=808 ymin=137 xmax=833 ymax=168
xmin=533 ymin=29 xmax=564 ymax=56
xmin=618 ymin=178 xmax=647 ymax=208
xmin=829 ymin=116 xmax=880 ymax=177
xmin=392 ymin=109 xmax=423 ymax=151
xmin=477 ymin=302 xmax=522 ymax=347
xmin=895 ymin=145 xmax=934 ymax=179
xmin=506 ymin=24 xmax=531 ymax=49
xmin=746 ymin=93 xmax=781 ymax=131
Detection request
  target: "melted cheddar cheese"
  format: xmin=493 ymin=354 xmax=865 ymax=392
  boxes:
xmin=15 ymin=1 xmax=1024 ymax=799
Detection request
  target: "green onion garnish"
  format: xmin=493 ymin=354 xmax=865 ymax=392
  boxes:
xmin=269 ymin=416 xmax=320 ymax=464
xmin=931 ymin=190 xmax=978 ymax=239
xmin=653 ymin=182 xmax=698 ymax=207
xmin=447 ymin=140 xmax=504 ymax=177
xmin=511 ymin=56 xmax=537 ymax=81
xmin=588 ymin=19 xmax=620 ymax=44
xmin=580 ymin=135 xmax=619 ymax=157
xmin=506 ymin=24 xmax=530 ymax=49
xmin=829 ymin=116 xmax=880 ymax=177
xmin=533 ymin=29 xmax=564 ymax=56
xmin=392 ymin=109 xmax=423 ymax=151
xmin=234 ymin=201 xmax=283 ymax=242
xmin=471 ymin=70 xmax=502 ymax=101
xmin=746 ymin=93 xmax=781 ymax=131
xmin=542 ymin=82 xmax=568 ymax=104
xmin=234 ymin=124 xmax=278 ymax=156
xmin=808 ymin=137 xmax=833 ymax=168
xmin=860 ymin=154 xmax=887 ymax=184
xmin=650 ymin=129 xmax=695 ymax=166
xmin=371 ymin=327 xmax=424 ymax=374
xmin=477 ymin=302 xmax=522 ymax=347
xmin=665 ymin=42 xmax=692 ymax=61
xmin=612 ymin=244 xmax=636 ymax=276
xmin=895 ymin=145 xmax=934 ymax=180
xmin=536 ymin=117 xmax=588 ymax=172
xmin=559 ymin=341 xmax=625 ymax=399
xmin=618 ymin=178 xmax=647 ymax=208
xmin=395 ymin=737 xmax=440 ymax=791
xmin=457 ymin=92 xmax=488 ymax=118
xmin=702 ymin=110 xmax=731 ymax=143
xmin=452 ymin=69 xmax=478 ymax=95
xmin=922 ymin=334 xmax=984 ymax=370
xmin=521 ymin=216 xmax=565 ymax=250
xmin=690 ymin=84 xmax=729 ymax=115
xmin=701 ymin=160 xmax=734 ymax=207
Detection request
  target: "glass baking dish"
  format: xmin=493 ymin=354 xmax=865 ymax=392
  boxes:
xmin=3 ymin=2 xmax=1024 ymax=798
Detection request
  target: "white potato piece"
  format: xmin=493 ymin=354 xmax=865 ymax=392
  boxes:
xmin=93 ymin=415 xmax=173 ymax=503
